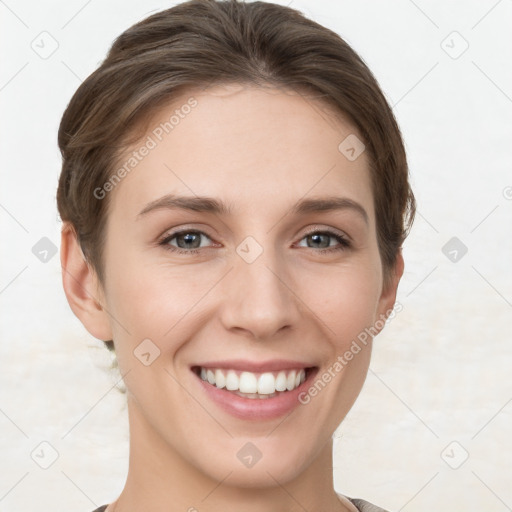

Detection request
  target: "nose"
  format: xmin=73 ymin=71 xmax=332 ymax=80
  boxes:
xmin=218 ymin=244 xmax=302 ymax=340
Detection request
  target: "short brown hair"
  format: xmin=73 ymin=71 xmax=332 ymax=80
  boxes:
xmin=57 ymin=0 xmax=415 ymax=345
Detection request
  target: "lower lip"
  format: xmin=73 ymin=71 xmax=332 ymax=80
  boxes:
xmin=192 ymin=368 xmax=318 ymax=420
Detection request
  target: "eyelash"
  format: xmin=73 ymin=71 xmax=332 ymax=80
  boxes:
xmin=157 ymin=228 xmax=351 ymax=255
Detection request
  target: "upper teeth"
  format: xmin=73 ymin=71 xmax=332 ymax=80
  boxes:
xmin=199 ymin=367 xmax=306 ymax=394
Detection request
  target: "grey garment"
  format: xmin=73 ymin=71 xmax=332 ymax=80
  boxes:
xmin=91 ymin=498 xmax=390 ymax=512
xmin=347 ymin=497 xmax=391 ymax=512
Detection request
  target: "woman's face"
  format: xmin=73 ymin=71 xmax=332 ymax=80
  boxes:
xmin=87 ymin=84 xmax=401 ymax=487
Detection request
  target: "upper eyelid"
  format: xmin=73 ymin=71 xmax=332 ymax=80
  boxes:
xmin=301 ymin=225 xmax=350 ymax=239
xmin=160 ymin=229 xmax=216 ymax=245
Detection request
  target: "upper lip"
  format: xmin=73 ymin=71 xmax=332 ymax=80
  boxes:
xmin=191 ymin=359 xmax=316 ymax=373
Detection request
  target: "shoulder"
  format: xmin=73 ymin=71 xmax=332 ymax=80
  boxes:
xmin=338 ymin=493 xmax=392 ymax=512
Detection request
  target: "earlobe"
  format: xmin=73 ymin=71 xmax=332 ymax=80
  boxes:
xmin=60 ymin=223 xmax=113 ymax=341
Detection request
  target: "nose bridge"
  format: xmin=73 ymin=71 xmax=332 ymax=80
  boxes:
xmin=219 ymin=237 xmax=300 ymax=339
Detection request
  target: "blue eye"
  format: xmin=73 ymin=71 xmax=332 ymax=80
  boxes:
xmin=158 ymin=229 xmax=351 ymax=255
xmin=159 ymin=230 xmax=213 ymax=254
xmin=297 ymin=231 xmax=351 ymax=253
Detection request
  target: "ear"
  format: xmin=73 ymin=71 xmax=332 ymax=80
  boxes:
xmin=60 ymin=222 xmax=113 ymax=341
xmin=374 ymin=248 xmax=405 ymax=334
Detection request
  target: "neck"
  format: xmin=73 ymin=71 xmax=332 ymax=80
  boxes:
xmin=109 ymin=394 xmax=352 ymax=512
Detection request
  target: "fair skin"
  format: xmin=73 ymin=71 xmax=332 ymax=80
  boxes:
xmin=61 ymin=84 xmax=404 ymax=512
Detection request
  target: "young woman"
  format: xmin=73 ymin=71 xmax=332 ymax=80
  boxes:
xmin=57 ymin=1 xmax=415 ymax=511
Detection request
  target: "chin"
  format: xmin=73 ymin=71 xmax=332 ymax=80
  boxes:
xmin=193 ymin=437 xmax=318 ymax=490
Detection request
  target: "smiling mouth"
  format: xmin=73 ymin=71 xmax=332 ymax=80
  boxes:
xmin=191 ymin=366 xmax=317 ymax=399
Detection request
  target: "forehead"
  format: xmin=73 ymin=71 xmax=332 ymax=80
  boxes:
xmin=107 ymin=84 xmax=373 ymax=222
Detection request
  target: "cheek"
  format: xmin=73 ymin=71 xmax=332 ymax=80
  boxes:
xmin=105 ymin=257 xmax=219 ymax=351
xmin=299 ymin=261 xmax=382 ymax=343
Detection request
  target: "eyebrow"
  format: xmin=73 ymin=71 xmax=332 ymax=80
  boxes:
xmin=137 ymin=194 xmax=369 ymax=225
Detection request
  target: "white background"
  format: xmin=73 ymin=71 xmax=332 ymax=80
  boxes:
xmin=1 ymin=1 xmax=511 ymax=511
